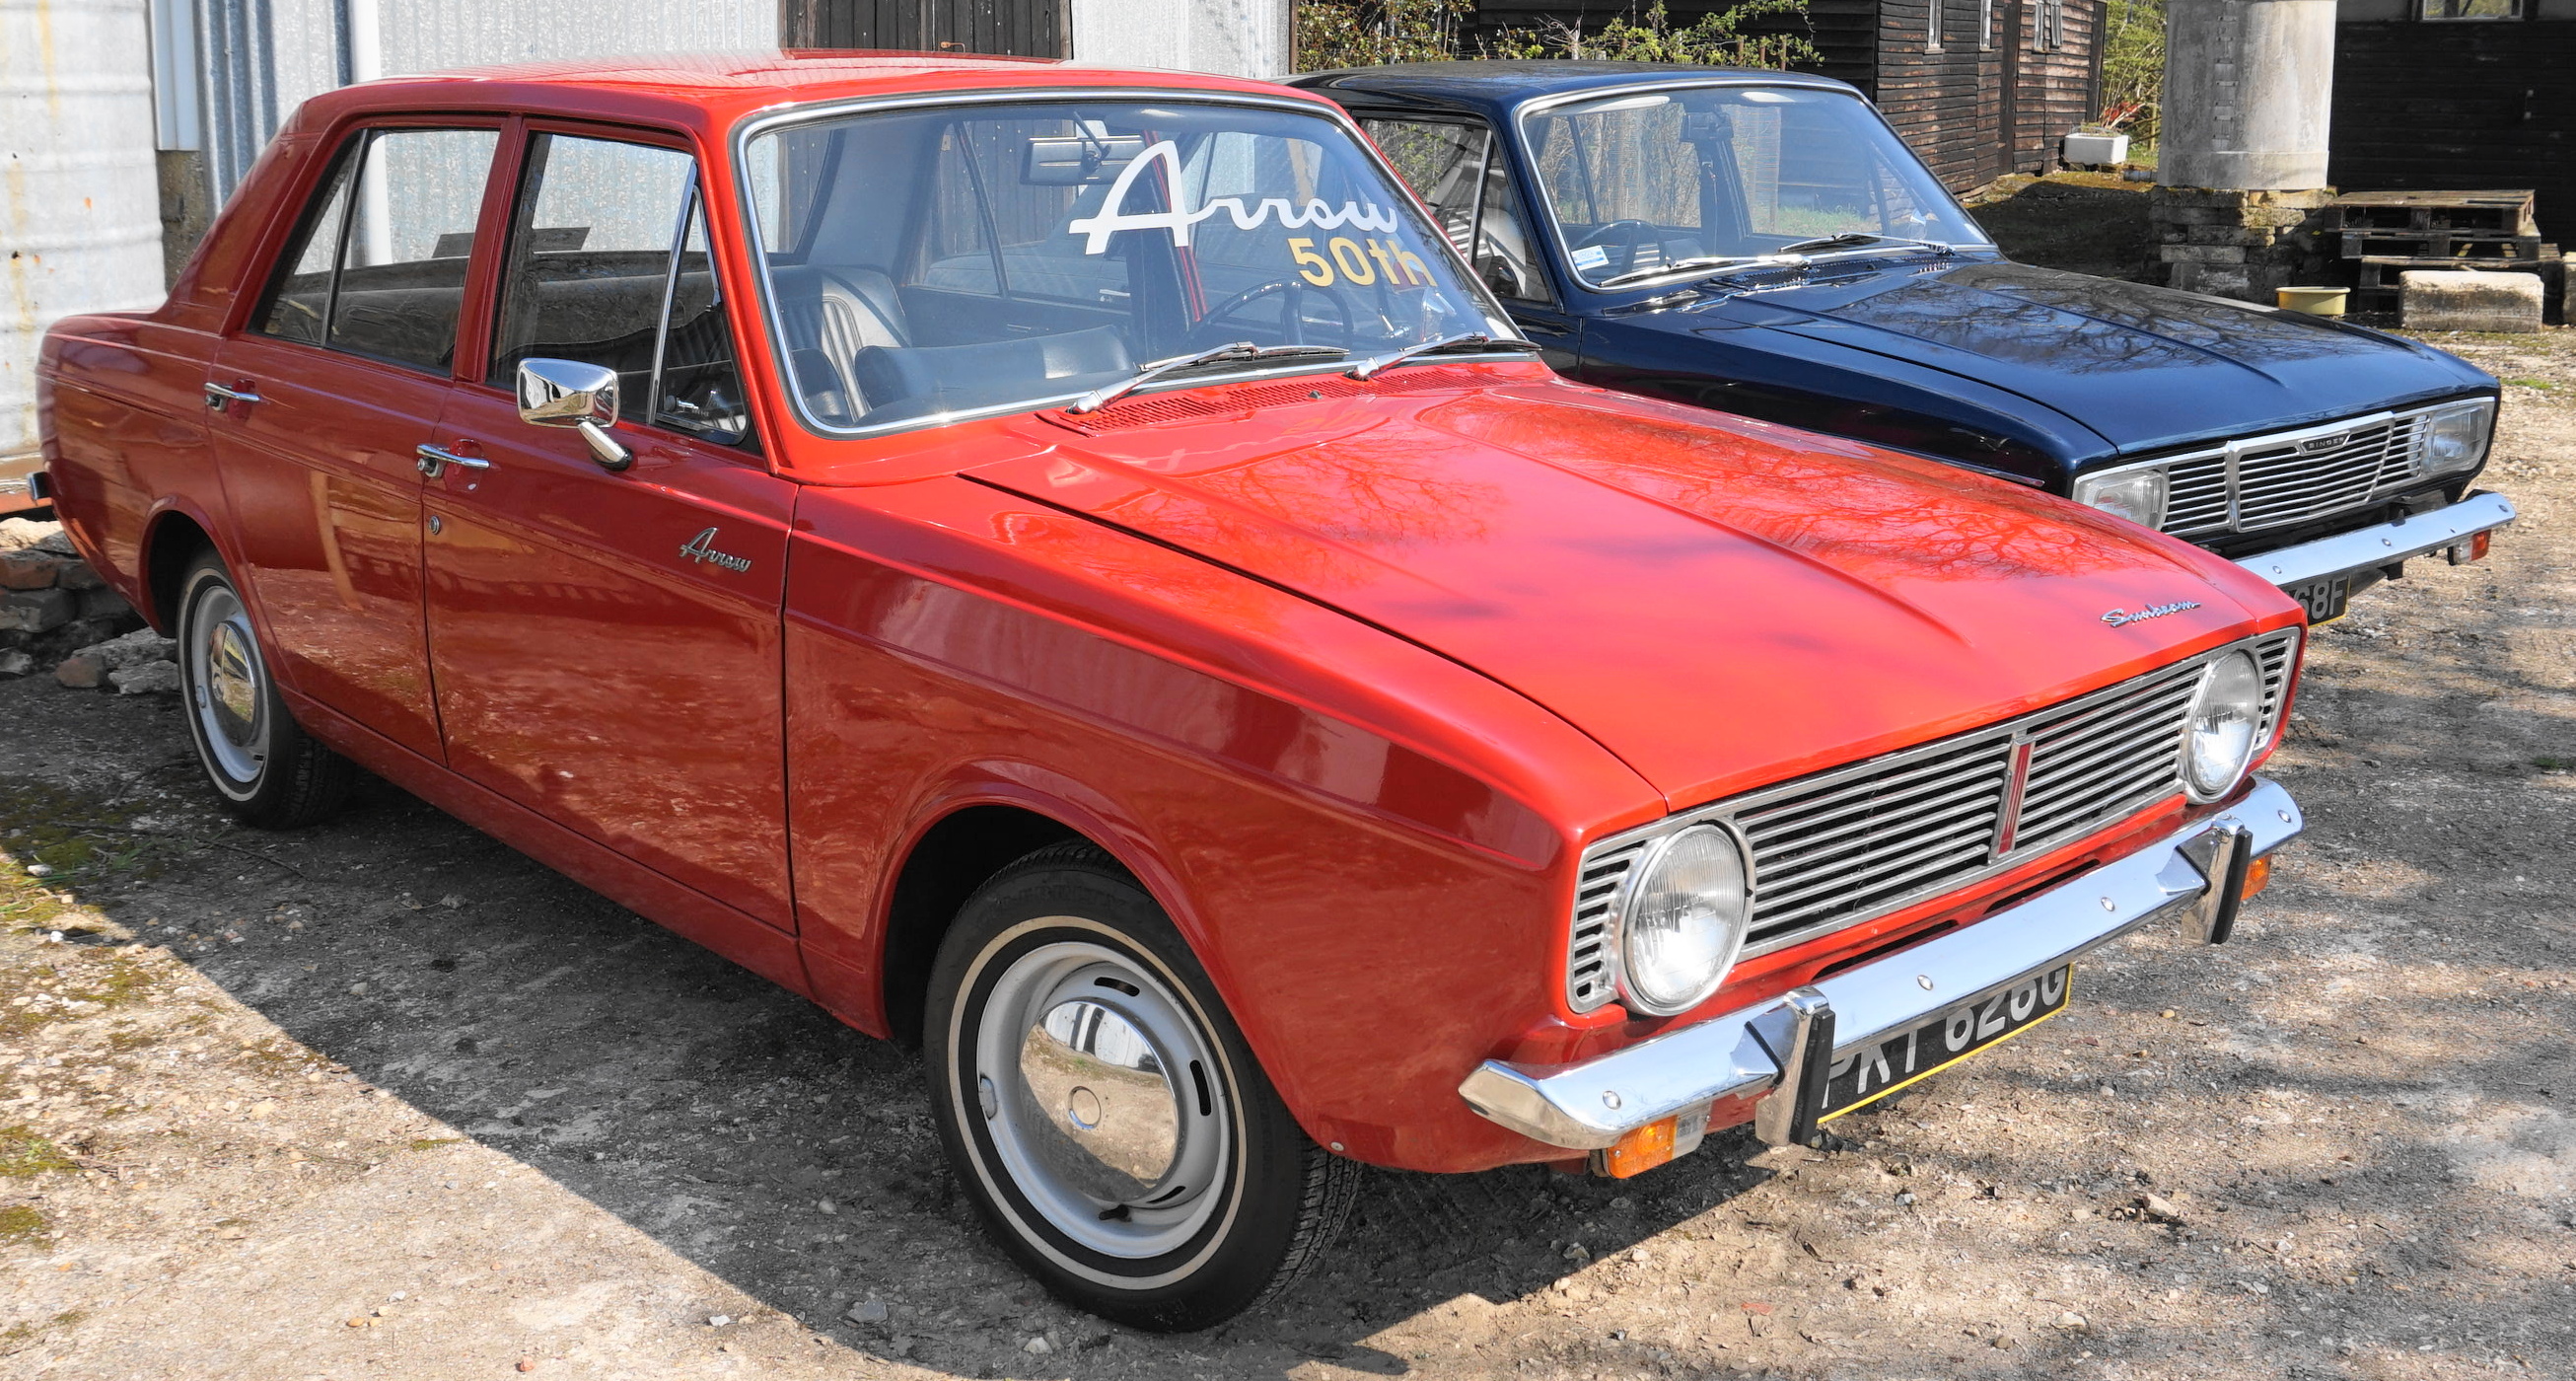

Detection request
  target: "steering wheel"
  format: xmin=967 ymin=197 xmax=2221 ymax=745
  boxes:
xmin=1573 ymin=219 xmax=1660 ymax=275
xmin=1187 ymin=276 xmax=1354 ymax=350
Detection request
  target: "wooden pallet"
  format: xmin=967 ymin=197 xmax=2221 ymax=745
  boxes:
xmin=2326 ymin=189 xmax=2540 ymax=238
xmin=2338 ymin=230 xmax=2545 ymax=262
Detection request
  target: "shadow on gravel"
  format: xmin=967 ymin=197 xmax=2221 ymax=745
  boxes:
xmin=25 ymin=761 xmax=1798 ymax=1377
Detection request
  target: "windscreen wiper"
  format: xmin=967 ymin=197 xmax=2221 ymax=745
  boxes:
xmin=1344 ymin=331 xmax=1542 ymax=380
xmin=1774 ymin=232 xmax=1959 ymax=255
xmin=1066 ymin=341 xmax=1346 ymax=414
xmin=1598 ymin=254 xmax=1770 ymax=288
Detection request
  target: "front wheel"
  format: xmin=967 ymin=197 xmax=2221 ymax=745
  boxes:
xmin=174 ymin=550 xmax=356 ymax=829
xmin=924 ymin=843 xmax=1356 ymax=1331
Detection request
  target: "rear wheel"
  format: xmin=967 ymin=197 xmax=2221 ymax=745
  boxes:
xmin=175 ymin=551 xmax=356 ymax=829
xmin=924 ymin=842 xmax=1356 ymax=1331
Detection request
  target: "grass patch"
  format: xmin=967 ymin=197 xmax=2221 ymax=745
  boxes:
xmin=2504 ymin=377 xmax=2558 ymax=390
xmin=0 ymin=1204 xmax=50 ymax=1247
xmin=406 ymin=1137 xmax=464 ymax=1152
xmin=2537 ymin=756 xmax=2571 ymax=771
xmin=0 ymin=950 xmax=158 ymax=1039
xmin=0 ymin=1128 xmax=75 ymax=1179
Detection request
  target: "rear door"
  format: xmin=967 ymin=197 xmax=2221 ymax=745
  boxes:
xmin=420 ymin=126 xmax=798 ymax=929
xmin=208 ymin=122 xmax=503 ymax=758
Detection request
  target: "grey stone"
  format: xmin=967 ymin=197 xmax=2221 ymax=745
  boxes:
xmin=110 ymin=660 xmax=180 ymax=694
xmin=54 ymin=560 xmax=104 ymax=592
xmin=844 ymin=1298 xmax=890 ymax=1326
xmin=2161 ymin=244 xmax=2250 ymax=265
xmin=74 ymin=625 xmax=176 ymax=671
xmin=0 ymin=588 xmax=76 ymax=633
xmin=0 ymin=650 xmax=33 ymax=677
xmin=0 ymin=548 xmax=67 ymax=590
xmin=2401 ymin=269 xmax=2545 ymax=333
xmin=76 ymin=587 xmax=131 ymax=620
xmin=0 ymin=517 xmax=60 ymax=552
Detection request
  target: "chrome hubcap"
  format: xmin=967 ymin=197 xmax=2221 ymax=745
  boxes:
xmin=188 ymin=584 xmax=267 ymax=785
xmin=973 ymin=935 xmax=1230 ymax=1259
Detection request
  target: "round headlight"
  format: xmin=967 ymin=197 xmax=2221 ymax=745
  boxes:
xmin=1618 ymin=824 xmax=1751 ymax=1015
xmin=2182 ymin=650 xmax=2265 ymax=800
xmin=2418 ymin=401 xmax=2493 ymax=476
xmin=2071 ymin=468 xmax=2172 ymax=529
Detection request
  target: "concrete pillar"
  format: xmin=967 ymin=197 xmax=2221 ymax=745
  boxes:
xmin=2160 ymin=0 xmax=2336 ymax=191
xmin=2151 ymin=0 xmax=2339 ymax=302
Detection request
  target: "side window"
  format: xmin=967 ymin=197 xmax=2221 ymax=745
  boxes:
xmin=489 ymin=134 xmax=751 ymax=447
xmin=1363 ymin=118 xmax=1553 ymax=307
xmin=254 ymin=126 xmax=498 ymax=372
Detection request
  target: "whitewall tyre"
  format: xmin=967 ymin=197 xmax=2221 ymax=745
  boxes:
xmin=924 ymin=842 xmax=1357 ymax=1331
xmin=174 ymin=550 xmax=356 ymax=830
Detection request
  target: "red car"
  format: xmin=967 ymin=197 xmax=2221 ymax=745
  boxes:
xmin=36 ymin=54 xmax=2308 ymax=1329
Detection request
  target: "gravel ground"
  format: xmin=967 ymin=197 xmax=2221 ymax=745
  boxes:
xmin=1 ymin=329 xmax=2570 ymax=1381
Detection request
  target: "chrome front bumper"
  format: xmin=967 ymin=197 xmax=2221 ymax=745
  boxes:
xmin=2236 ymin=490 xmax=2515 ymax=590
xmin=1459 ymin=776 xmax=2304 ymax=1152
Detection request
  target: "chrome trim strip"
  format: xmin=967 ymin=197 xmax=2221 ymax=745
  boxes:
xmin=727 ymin=86 xmax=1523 ymax=444
xmin=1463 ymin=777 xmax=2303 ymax=1150
xmin=2235 ymin=489 xmax=2517 ymax=590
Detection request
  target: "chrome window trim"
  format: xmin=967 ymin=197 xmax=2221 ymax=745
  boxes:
xmin=1562 ymin=628 xmax=2301 ymax=1013
xmin=2072 ymin=397 xmax=2493 ymax=538
xmin=728 ymin=86 xmax=1526 ymax=443
xmin=1507 ymin=78 xmax=1997 ymax=296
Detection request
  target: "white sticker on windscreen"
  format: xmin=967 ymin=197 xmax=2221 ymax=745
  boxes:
xmin=1065 ymin=140 xmax=1399 ymax=255
xmin=1571 ymin=245 xmax=1610 ymax=270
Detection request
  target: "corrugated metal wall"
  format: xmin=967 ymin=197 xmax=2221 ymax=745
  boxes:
xmin=2 ymin=0 xmax=169 ymax=469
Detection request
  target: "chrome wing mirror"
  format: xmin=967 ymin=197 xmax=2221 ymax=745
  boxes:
xmin=516 ymin=358 xmax=632 ymax=471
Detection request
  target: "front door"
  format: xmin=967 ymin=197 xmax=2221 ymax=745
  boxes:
xmin=209 ymin=123 xmax=502 ymax=759
xmin=1357 ymin=115 xmax=1579 ymax=369
xmin=422 ymin=127 xmax=797 ymax=928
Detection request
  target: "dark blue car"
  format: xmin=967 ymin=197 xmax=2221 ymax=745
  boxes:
xmin=1290 ymin=62 xmax=2515 ymax=623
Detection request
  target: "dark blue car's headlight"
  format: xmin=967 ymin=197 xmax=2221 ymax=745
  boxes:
xmin=2071 ymin=466 xmax=2172 ymax=530
xmin=2418 ymin=400 xmax=2494 ymax=477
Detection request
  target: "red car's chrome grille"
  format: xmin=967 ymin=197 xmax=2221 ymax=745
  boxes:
xmin=2157 ymin=408 xmax=2436 ymax=539
xmin=1562 ymin=629 xmax=2302 ymax=1014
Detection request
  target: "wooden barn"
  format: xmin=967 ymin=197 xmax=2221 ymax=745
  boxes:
xmin=1467 ymin=0 xmax=2107 ymax=190
xmin=2328 ymin=2 xmax=2576 ymax=241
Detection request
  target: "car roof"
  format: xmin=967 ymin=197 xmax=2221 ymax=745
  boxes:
xmin=1287 ymin=60 xmax=1861 ymax=122
xmin=281 ymin=50 xmax=1330 ymax=144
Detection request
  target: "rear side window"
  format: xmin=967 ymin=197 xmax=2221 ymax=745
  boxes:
xmin=488 ymin=133 xmax=752 ymax=447
xmin=254 ymin=127 xmax=499 ymax=373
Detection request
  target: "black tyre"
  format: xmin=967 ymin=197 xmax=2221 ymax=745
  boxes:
xmin=174 ymin=550 xmax=356 ymax=829
xmin=924 ymin=842 xmax=1357 ymax=1332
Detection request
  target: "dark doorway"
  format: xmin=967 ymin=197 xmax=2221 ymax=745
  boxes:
xmin=780 ymin=0 xmax=1070 ymax=57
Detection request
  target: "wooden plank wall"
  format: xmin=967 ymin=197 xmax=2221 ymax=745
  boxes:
xmin=2009 ymin=1 xmax=2099 ymax=177
xmin=2329 ymin=20 xmax=2576 ymax=242
xmin=781 ymin=0 xmax=1069 ymax=57
xmin=1873 ymin=0 xmax=1999 ymax=187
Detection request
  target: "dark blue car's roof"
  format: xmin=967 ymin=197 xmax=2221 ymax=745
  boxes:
xmin=1286 ymin=61 xmax=1863 ymax=122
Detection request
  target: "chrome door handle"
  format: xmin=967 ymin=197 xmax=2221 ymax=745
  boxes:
xmin=203 ymin=382 xmax=262 ymax=410
xmin=414 ymin=444 xmax=490 ymax=477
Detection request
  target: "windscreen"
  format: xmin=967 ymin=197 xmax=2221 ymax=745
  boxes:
xmin=744 ymin=100 xmax=1505 ymax=432
xmin=1522 ymin=85 xmax=1988 ymax=286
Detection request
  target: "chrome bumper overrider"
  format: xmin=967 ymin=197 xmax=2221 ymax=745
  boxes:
xmin=1459 ymin=777 xmax=2304 ymax=1152
xmin=2236 ymin=490 xmax=2515 ymax=590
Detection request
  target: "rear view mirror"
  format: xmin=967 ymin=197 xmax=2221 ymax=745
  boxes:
xmin=1024 ymin=132 xmax=1144 ymax=185
xmin=517 ymin=357 xmax=631 ymax=471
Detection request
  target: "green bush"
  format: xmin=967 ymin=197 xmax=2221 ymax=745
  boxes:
xmin=1297 ymin=0 xmax=1819 ymax=73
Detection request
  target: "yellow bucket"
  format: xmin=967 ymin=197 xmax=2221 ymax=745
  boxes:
xmin=2277 ymin=286 xmax=2349 ymax=317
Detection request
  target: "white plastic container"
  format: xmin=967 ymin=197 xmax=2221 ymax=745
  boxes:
xmin=2062 ymin=131 xmax=2131 ymax=167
